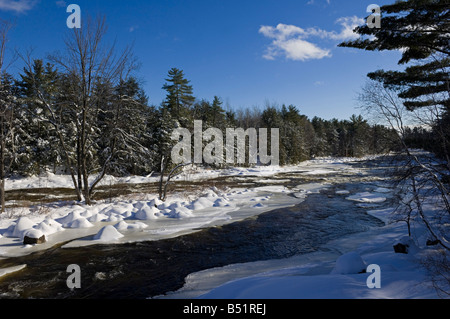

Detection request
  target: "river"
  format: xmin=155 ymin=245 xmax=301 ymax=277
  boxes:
xmin=0 ymin=156 xmax=396 ymax=299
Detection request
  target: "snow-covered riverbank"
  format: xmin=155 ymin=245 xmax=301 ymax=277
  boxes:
xmin=161 ymin=205 xmax=442 ymax=299
xmin=158 ymin=167 xmax=448 ymax=299
xmin=0 ymin=154 xmax=447 ymax=299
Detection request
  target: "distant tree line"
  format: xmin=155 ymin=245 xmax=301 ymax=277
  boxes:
xmin=1 ymin=60 xmax=400 ymax=176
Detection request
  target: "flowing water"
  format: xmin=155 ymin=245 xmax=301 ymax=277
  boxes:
xmin=0 ymin=157 xmax=395 ymax=299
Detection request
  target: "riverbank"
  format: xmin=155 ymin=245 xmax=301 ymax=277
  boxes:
xmin=161 ymin=205 xmax=442 ymax=299
xmin=0 ymin=154 xmax=447 ymax=299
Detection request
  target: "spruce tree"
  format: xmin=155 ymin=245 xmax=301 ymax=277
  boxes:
xmin=16 ymin=59 xmax=61 ymax=175
xmin=0 ymin=72 xmax=17 ymax=213
xmin=162 ymin=68 xmax=195 ymax=125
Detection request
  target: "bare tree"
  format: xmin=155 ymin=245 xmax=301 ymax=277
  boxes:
xmin=359 ymin=79 xmax=450 ymax=251
xmin=25 ymin=16 xmax=136 ymax=205
xmin=56 ymin=16 xmax=136 ymax=205
xmin=158 ymin=154 xmax=192 ymax=201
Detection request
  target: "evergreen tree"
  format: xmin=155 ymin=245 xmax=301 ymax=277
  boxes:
xmin=210 ymin=96 xmax=226 ymax=129
xmin=339 ymin=0 xmax=450 ymax=160
xmin=99 ymin=77 xmax=155 ymax=176
xmin=0 ymin=72 xmax=18 ymax=213
xmin=16 ymin=59 xmax=61 ymax=175
xmin=162 ymin=68 xmax=195 ymax=124
xmin=348 ymin=114 xmax=370 ymax=157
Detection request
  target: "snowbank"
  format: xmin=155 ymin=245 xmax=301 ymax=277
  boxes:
xmin=330 ymin=252 xmax=366 ymax=275
xmin=4 ymin=155 xmax=376 ymax=192
xmin=93 ymin=225 xmax=124 ymax=242
xmin=191 ymin=217 xmax=443 ymax=299
xmin=158 ymin=181 xmax=447 ymax=300
xmin=0 ymin=179 xmax=302 ymax=255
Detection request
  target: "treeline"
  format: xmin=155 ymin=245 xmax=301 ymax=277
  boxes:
xmin=1 ymin=62 xmax=399 ymax=177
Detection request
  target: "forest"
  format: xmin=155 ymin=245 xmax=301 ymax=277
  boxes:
xmin=0 ymin=20 xmax=401 ymax=208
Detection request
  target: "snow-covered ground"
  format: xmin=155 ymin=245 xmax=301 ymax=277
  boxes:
xmin=159 ymin=194 xmax=445 ymax=299
xmin=0 ymin=154 xmax=448 ymax=299
xmin=3 ymin=155 xmax=374 ymax=191
xmin=0 ymin=185 xmax=302 ymax=258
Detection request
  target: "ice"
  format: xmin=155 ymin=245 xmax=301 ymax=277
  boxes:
xmin=346 ymin=192 xmax=387 ymax=203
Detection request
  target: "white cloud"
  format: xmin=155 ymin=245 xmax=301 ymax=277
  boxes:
xmin=307 ymin=0 xmax=331 ymax=6
xmin=327 ymin=16 xmax=365 ymax=41
xmin=314 ymin=81 xmax=325 ymax=86
xmin=259 ymin=16 xmax=364 ymax=62
xmin=259 ymin=23 xmax=331 ymax=61
xmin=0 ymin=0 xmax=37 ymax=13
xmin=55 ymin=0 xmax=66 ymax=8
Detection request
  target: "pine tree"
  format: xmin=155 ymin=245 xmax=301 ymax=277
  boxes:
xmin=0 ymin=20 xmax=15 ymax=213
xmin=0 ymin=72 xmax=17 ymax=213
xmin=97 ymin=77 xmax=155 ymax=176
xmin=348 ymin=114 xmax=370 ymax=157
xmin=339 ymin=0 xmax=449 ymax=161
xmin=16 ymin=59 xmax=61 ymax=175
xmin=162 ymin=68 xmax=195 ymax=125
xmin=210 ymin=96 xmax=226 ymax=129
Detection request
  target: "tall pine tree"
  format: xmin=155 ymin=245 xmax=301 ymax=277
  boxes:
xmin=162 ymin=67 xmax=195 ymax=126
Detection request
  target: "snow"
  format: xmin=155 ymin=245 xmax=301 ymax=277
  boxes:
xmin=93 ymin=225 xmax=124 ymax=242
xmin=330 ymin=252 xmax=366 ymax=275
xmin=21 ymin=228 xmax=45 ymax=241
xmin=135 ymin=205 xmax=161 ymax=220
xmin=154 ymin=158 xmax=448 ymax=299
xmin=346 ymin=192 xmax=387 ymax=203
xmin=0 ymin=154 xmax=447 ymax=299
xmin=4 ymin=217 xmax=36 ymax=238
xmin=65 ymin=217 xmax=94 ymax=229
xmin=161 ymin=205 xmax=443 ymax=299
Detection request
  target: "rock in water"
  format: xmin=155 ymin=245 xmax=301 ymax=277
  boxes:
xmin=23 ymin=229 xmax=46 ymax=245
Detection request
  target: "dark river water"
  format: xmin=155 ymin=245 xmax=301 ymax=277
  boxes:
xmin=0 ymin=158 xmax=394 ymax=299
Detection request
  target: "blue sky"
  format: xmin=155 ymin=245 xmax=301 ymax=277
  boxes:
xmin=1 ymin=0 xmax=403 ymax=120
